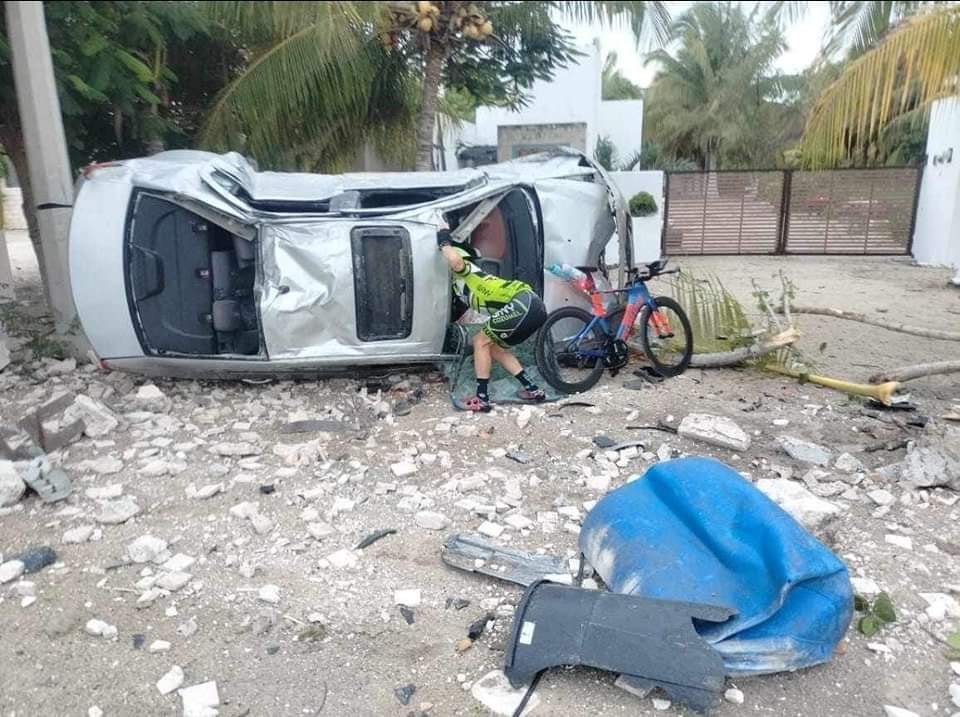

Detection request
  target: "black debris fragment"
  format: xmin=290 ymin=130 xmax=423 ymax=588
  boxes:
xmin=132 ymin=634 xmax=145 ymax=649
xmin=393 ymin=684 xmax=416 ymax=706
xmin=258 ymin=484 xmax=275 ymax=495
xmin=399 ymin=606 xmax=415 ymax=625
xmin=355 ymin=528 xmax=397 ymax=550
xmin=15 ymin=546 xmax=57 ymax=574
xmin=468 ymin=613 xmax=495 ymax=640
xmin=592 ymin=435 xmax=618 ymax=449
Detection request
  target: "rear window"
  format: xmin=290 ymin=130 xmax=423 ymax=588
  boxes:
xmin=350 ymin=227 xmax=413 ymax=341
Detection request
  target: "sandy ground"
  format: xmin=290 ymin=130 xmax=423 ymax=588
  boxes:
xmin=1 ymin=231 xmax=959 ymax=717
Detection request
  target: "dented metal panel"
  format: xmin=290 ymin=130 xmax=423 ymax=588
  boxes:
xmin=259 ymin=220 xmax=449 ymax=359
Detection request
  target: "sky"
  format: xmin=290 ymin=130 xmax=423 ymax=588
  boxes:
xmin=564 ymin=1 xmax=834 ymax=87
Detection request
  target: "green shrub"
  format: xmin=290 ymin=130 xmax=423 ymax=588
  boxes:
xmin=628 ymin=191 xmax=658 ymax=217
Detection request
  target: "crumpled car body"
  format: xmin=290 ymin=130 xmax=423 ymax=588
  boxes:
xmin=68 ymin=148 xmax=633 ymax=378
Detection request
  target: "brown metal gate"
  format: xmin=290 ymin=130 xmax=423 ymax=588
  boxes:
xmin=662 ymin=167 xmax=922 ymax=256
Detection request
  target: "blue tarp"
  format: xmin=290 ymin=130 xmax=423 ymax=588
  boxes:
xmin=579 ymin=456 xmax=853 ymax=676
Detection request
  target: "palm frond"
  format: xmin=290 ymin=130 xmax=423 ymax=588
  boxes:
xmin=670 ymin=271 xmax=753 ymax=354
xmin=557 ymin=1 xmax=672 ymax=47
xmin=823 ymin=1 xmax=924 ymax=58
xmin=802 ymin=4 xmax=960 ymax=168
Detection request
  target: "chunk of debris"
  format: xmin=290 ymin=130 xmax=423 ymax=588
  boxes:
xmin=20 ymin=456 xmax=72 ymax=503
xmin=94 ymin=496 xmax=141 ymax=524
xmin=778 ymin=436 xmax=833 ymax=466
xmin=883 ymin=707 xmax=920 ymax=717
xmin=307 ymin=521 xmax=336 ymax=540
xmin=258 ymin=584 xmax=281 ymax=604
xmin=156 ymin=665 xmax=185 ymax=695
xmin=189 ymin=483 xmax=223 ymax=500
xmin=833 ymin=452 xmax=864 ymax=475
xmin=678 ymin=414 xmax=751 ymax=451
xmin=0 ymin=460 xmax=26 ymax=507
xmin=471 ymin=669 xmax=540 ymax=716
xmin=390 ymin=461 xmax=418 ymax=478
xmin=394 ymin=684 xmax=416 ymax=706
xmin=63 ymin=395 xmax=120 ymax=438
xmin=478 ymin=521 xmax=505 ymax=539
xmin=918 ymin=592 xmax=960 ymax=621
xmin=325 ymin=548 xmax=358 ymax=570
xmin=178 ymin=681 xmax=220 ymax=717
xmin=355 ymin=528 xmax=396 ymax=550
xmin=14 ymin=546 xmax=57 ymax=574
xmin=899 ymin=430 xmax=960 ymax=490
xmin=724 ymin=687 xmax=745 ymax=705
xmin=506 ymin=449 xmax=531 ymax=464
xmin=516 ymin=407 xmax=533 ymax=430
xmin=415 ymin=510 xmax=449 ymax=531
xmin=62 ymin=525 xmax=96 ymax=544
xmin=884 ymin=534 xmax=913 ymax=551
xmin=394 ymin=589 xmax=421 ymax=607
xmin=756 ymin=479 xmax=840 ymax=530
xmin=148 ymin=640 xmax=171 ymax=653
xmin=0 ymin=560 xmax=25 ymax=584
xmin=85 ymin=618 xmax=118 ymax=639
xmin=127 ymin=535 xmax=169 ymax=564
xmin=867 ymin=489 xmax=896 ymax=507
xmin=441 ymin=534 xmax=569 ymax=587
xmin=85 ymin=483 xmax=123 ymax=500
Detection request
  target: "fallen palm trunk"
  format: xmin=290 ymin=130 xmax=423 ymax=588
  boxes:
xmin=777 ymin=305 xmax=960 ymax=342
xmin=689 ymin=328 xmax=800 ymax=368
xmin=869 ymin=360 xmax=960 ymax=384
xmin=767 ymin=365 xmax=902 ymax=406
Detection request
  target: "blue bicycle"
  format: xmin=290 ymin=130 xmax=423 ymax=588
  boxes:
xmin=534 ymin=260 xmax=693 ymax=394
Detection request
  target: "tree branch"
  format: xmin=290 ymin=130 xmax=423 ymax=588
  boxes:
xmin=689 ymin=327 xmax=800 ymax=368
xmin=869 ymin=360 xmax=960 ymax=384
xmin=776 ymin=305 xmax=960 ymax=342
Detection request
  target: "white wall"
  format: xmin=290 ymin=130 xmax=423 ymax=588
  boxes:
xmin=912 ymin=97 xmax=960 ymax=269
xmin=610 ymin=170 xmax=665 ymax=263
xmin=597 ymin=99 xmax=644 ymax=162
xmin=470 ymin=45 xmax=603 ymax=150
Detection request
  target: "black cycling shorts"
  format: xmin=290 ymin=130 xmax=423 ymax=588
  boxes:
xmin=483 ymin=290 xmax=547 ymax=347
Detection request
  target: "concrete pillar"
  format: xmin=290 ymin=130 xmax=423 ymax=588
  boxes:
xmin=5 ymin=1 xmax=77 ymax=329
xmin=911 ymin=97 xmax=960 ymax=285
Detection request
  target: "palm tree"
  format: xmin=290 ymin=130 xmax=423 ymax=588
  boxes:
xmin=643 ymin=2 xmax=788 ymax=170
xmin=802 ymin=4 xmax=960 ymax=167
xmin=602 ymin=51 xmax=643 ymax=100
xmin=201 ymin=2 xmax=671 ymax=172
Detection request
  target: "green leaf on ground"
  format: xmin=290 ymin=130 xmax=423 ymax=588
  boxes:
xmin=873 ymin=592 xmax=897 ymax=623
xmin=858 ymin=615 xmax=880 ymax=637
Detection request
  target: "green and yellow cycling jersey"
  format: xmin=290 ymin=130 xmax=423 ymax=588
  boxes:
xmin=453 ymin=260 xmax=532 ymax=314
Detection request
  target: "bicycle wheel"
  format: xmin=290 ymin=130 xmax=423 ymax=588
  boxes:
xmin=638 ymin=296 xmax=693 ymax=377
xmin=535 ymin=307 xmax=608 ymax=394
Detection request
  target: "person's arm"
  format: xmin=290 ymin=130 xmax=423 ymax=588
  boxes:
xmin=440 ymin=244 xmax=466 ymax=274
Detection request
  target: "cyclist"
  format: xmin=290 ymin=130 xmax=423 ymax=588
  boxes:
xmin=438 ymin=229 xmax=547 ymax=412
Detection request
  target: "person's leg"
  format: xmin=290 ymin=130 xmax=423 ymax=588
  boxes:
xmin=489 ymin=343 xmax=545 ymax=400
xmin=472 ymin=331 xmax=493 ymax=406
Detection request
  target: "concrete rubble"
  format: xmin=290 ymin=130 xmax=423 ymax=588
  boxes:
xmin=0 ymin=354 xmax=957 ymax=716
xmin=678 ymin=413 xmax=751 ymax=451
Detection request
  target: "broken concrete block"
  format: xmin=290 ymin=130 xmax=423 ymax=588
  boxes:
xmin=63 ymin=395 xmax=119 ymax=438
xmin=390 ymin=461 xmax=418 ymax=478
xmin=778 ymin=436 xmax=832 ymax=466
xmin=415 ymin=510 xmax=449 ymax=531
xmin=477 ymin=521 xmax=504 ymax=538
xmin=95 ymin=496 xmax=141 ymax=525
xmin=178 ymin=681 xmax=220 ymax=717
xmin=0 ymin=560 xmax=25 ymax=583
xmin=156 ymin=665 xmax=185 ymax=695
xmin=257 ymin=584 xmax=281 ymax=604
xmin=325 ymin=548 xmax=358 ymax=569
xmin=678 ymin=414 xmax=751 ymax=451
xmin=833 ymin=452 xmax=864 ymax=475
xmin=884 ymin=534 xmax=913 ymax=551
xmin=756 ymin=478 xmax=840 ymax=530
xmin=900 ymin=434 xmax=960 ymax=490
xmin=0 ymin=460 xmax=26 ymax=507
xmin=919 ymin=592 xmax=960 ymax=621
xmin=62 ymin=525 xmax=95 ymax=544
xmin=127 ymin=535 xmax=169 ymax=563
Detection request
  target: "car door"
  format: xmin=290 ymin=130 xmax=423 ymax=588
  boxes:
xmin=258 ymin=219 xmax=449 ymax=361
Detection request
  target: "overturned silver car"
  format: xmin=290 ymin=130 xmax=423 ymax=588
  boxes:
xmin=69 ymin=148 xmax=633 ymax=378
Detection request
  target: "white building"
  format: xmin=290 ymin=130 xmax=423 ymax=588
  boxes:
xmin=442 ymin=44 xmax=644 ymax=169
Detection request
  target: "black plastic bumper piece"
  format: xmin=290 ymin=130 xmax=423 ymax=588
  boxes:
xmin=504 ymin=580 xmax=735 ymax=713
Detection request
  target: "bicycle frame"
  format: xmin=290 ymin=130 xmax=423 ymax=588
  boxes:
xmin=567 ymin=282 xmax=660 ymax=358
